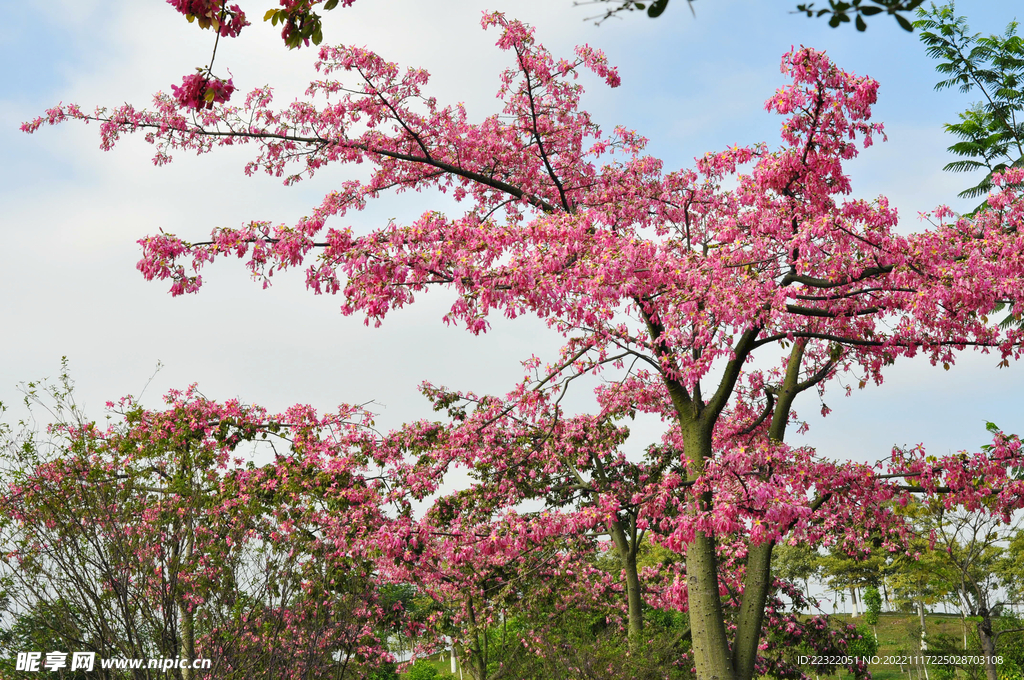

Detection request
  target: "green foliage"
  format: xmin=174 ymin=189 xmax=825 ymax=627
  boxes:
xmin=847 ymin=623 xmax=880 ymax=659
xmin=998 ymin=528 xmax=1024 ymax=602
xmin=883 ymin=505 xmax=955 ymax=613
xmin=492 ymin=608 xmax=691 ymax=680
xmin=915 ymin=4 xmax=1024 ymax=204
xmin=646 ymin=606 xmax=688 ymax=631
xmin=263 ymin=4 xmax=325 ymax=48
xmin=406 ymin=659 xmax=441 ymax=680
xmin=796 ymin=0 xmax=923 ymax=32
xmin=999 ymin=623 xmax=1024 ymax=680
xmin=818 ymin=544 xmax=886 ymax=598
xmin=864 ymin=585 xmax=882 ymax=627
xmin=0 ymin=600 xmax=94 ymax=679
xmin=365 ymin=662 xmax=401 ymax=680
xmin=772 ymin=542 xmax=820 ymax=605
xmin=926 ymin=629 xmax=966 ymax=680
xmin=579 ymin=0 xmax=921 ymax=29
xmin=578 ymin=0 xmax=686 ymax=22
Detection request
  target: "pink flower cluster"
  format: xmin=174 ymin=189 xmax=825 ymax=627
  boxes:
xmin=170 ymin=72 xmax=235 ymax=110
xmin=166 ymin=0 xmax=248 ymax=37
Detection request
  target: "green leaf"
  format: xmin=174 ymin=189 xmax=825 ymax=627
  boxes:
xmin=648 ymin=0 xmax=669 ymax=18
xmin=895 ymin=12 xmax=914 ymax=32
xmin=263 ymin=9 xmax=277 ymax=21
xmin=856 ymin=14 xmax=867 ymax=31
xmin=943 ymin=160 xmax=987 ymax=173
xmin=324 ymin=0 xmax=339 ymax=9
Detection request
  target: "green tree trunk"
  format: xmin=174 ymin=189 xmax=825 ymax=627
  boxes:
xmin=686 ymin=529 xmax=736 ymax=680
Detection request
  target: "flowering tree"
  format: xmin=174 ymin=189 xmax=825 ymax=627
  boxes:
xmin=0 ymin=383 xmax=401 ymax=680
xmin=23 ymin=12 xmax=1024 ymax=680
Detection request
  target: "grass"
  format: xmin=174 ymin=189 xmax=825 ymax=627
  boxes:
xmin=397 ymin=613 xmax=997 ymax=679
xmin=399 ymin=652 xmax=457 ymax=679
xmin=819 ymin=612 xmax=985 ymax=680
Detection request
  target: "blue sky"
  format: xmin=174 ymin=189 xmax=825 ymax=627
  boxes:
xmin=1 ymin=0 xmax=1022 ymax=467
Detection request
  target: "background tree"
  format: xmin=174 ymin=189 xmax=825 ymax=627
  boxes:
xmin=996 ymin=527 xmax=1024 ymax=609
xmin=863 ymin=585 xmax=882 ymax=640
xmin=0 ymin=378 xmax=397 ymax=680
xmin=772 ymin=542 xmax=821 ymax=606
xmin=915 ymin=3 xmax=1024 ymax=206
xmin=918 ymin=504 xmax=1024 ymax=680
xmin=886 ymin=518 xmax=951 ymax=658
xmin=819 ymin=544 xmax=887 ymax=617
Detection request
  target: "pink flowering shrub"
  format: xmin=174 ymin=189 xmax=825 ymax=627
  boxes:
xmin=0 ymin=386 xmax=396 ymax=679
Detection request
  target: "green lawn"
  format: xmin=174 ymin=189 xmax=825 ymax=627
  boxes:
xmin=819 ymin=612 xmax=990 ymax=680
xmin=397 ymin=612 xmax=1001 ymax=679
xmin=399 ymin=652 xmax=457 ymax=679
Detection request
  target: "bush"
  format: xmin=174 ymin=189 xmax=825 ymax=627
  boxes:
xmin=407 ymin=659 xmax=441 ymax=680
xmin=863 ymin=586 xmax=882 ymax=627
xmin=847 ymin=624 xmax=879 ymax=660
xmin=365 ymin=662 xmax=400 ymax=680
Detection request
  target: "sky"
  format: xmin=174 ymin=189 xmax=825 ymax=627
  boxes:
xmin=1 ymin=0 xmax=1023 ymax=469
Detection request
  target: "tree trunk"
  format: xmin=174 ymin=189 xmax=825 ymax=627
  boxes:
xmin=732 ymin=541 xmax=775 ymax=680
xmin=180 ymin=603 xmax=194 ymax=680
xmin=661 ymin=329 xmax=785 ymax=680
xmin=623 ymin=551 xmax=644 ymax=641
xmin=608 ymin=516 xmax=644 ymax=642
xmin=918 ymin=600 xmax=927 ymax=651
xmin=679 ymin=416 xmax=737 ymax=680
xmin=977 ymin=608 xmax=999 ymax=680
xmin=686 ymin=528 xmax=736 ymax=680
xmin=180 ymin=530 xmax=195 ymax=680
xmin=727 ymin=340 xmax=804 ymax=680
xmin=850 ymin=587 xmax=860 ymax=618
